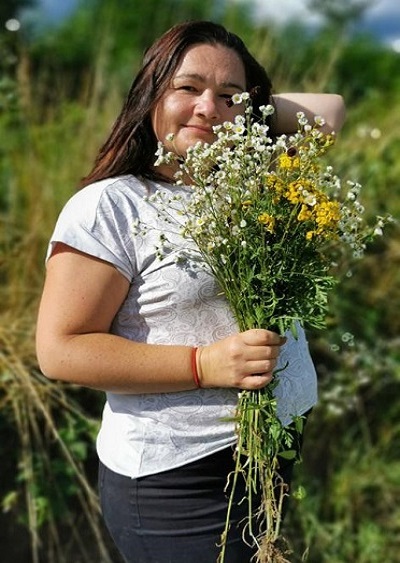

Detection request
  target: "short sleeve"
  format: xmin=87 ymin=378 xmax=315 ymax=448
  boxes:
xmin=46 ymin=178 xmax=141 ymax=281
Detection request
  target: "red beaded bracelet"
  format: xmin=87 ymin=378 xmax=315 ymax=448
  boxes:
xmin=191 ymin=347 xmax=201 ymax=388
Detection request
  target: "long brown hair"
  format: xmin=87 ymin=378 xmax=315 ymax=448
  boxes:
xmin=79 ymin=20 xmax=273 ymax=188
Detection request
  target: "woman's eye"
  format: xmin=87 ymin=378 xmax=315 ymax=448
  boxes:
xmin=179 ymin=85 xmax=196 ymax=92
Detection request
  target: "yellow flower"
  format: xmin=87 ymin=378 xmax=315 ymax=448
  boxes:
xmin=265 ymin=174 xmax=284 ymax=193
xmin=316 ymin=133 xmax=336 ymax=150
xmin=264 ymin=174 xmax=284 ymax=204
xmin=285 ymin=182 xmax=301 ymax=204
xmin=278 ymin=153 xmax=300 ymax=169
xmin=315 ymin=201 xmax=340 ymax=229
xmin=258 ymin=212 xmax=276 ymax=233
xmin=297 ymin=204 xmax=313 ymax=222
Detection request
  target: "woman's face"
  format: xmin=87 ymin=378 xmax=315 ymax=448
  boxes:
xmin=151 ymin=43 xmax=246 ymax=177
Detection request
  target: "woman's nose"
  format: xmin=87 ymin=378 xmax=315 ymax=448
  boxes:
xmin=194 ymin=91 xmax=219 ymax=120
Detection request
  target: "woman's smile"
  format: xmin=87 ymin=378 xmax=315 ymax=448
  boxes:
xmin=184 ymin=124 xmax=214 ymax=134
xmin=151 ymin=42 xmax=246 ymax=177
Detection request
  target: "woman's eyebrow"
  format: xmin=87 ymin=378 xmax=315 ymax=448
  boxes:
xmin=173 ymin=72 xmax=244 ymax=91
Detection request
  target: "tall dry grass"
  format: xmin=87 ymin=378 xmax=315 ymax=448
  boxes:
xmin=0 ymin=14 xmax=399 ymax=562
xmin=0 ymin=43 xmax=124 ymax=562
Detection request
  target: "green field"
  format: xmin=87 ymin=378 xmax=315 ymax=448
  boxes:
xmin=1 ymin=1 xmax=399 ymax=561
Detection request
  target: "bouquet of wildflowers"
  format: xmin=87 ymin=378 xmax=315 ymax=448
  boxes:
xmin=151 ymin=93 xmax=389 ymax=562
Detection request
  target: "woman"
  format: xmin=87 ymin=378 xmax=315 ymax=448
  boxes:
xmin=36 ymin=20 xmax=345 ymax=563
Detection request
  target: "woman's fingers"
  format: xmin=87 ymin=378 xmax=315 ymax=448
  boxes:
xmin=198 ymin=329 xmax=286 ymax=389
xmin=241 ymin=328 xmax=286 ymax=347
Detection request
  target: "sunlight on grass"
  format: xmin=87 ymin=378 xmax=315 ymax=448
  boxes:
xmin=1 ymin=5 xmax=399 ymax=561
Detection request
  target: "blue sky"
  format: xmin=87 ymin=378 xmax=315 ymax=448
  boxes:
xmin=251 ymin=0 xmax=400 ymax=50
xmin=22 ymin=0 xmax=400 ymax=51
xmin=35 ymin=0 xmax=79 ymax=22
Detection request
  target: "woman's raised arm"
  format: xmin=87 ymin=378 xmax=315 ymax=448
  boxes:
xmin=271 ymin=93 xmax=346 ymax=135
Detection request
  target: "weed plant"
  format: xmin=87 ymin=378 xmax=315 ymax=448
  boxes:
xmin=0 ymin=11 xmax=399 ymax=562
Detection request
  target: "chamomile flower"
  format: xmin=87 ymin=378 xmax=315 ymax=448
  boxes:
xmin=138 ymin=93 xmax=391 ymax=563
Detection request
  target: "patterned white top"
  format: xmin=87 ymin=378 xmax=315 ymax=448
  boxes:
xmin=47 ymin=175 xmax=318 ymax=478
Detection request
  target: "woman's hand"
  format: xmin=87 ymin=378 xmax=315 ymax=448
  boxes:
xmin=198 ymin=329 xmax=286 ymax=390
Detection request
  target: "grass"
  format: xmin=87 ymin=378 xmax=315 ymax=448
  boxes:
xmin=0 ymin=50 xmax=123 ymax=561
xmin=0 ymin=17 xmax=399 ymax=562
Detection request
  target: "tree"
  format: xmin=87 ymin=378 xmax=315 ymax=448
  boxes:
xmin=307 ymin=0 xmax=374 ymax=32
xmin=26 ymin=0 xmax=255 ymax=105
xmin=0 ymin=0 xmax=35 ymax=26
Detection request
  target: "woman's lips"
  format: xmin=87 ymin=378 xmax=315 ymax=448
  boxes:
xmin=184 ymin=125 xmax=214 ymax=134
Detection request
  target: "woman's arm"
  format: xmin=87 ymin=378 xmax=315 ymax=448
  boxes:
xmin=36 ymin=243 xmax=284 ymax=393
xmin=271 ymin=93 xmax=346 ymax=135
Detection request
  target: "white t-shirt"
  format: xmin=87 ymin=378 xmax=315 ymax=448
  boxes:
xmin=47 ymin=175 xmax=318 ymax=478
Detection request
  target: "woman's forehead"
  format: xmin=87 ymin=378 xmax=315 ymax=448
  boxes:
xmin=172 ymin=43 xmax=246 ymax=88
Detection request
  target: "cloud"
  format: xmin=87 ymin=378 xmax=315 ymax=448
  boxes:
xmin=362 ymin=0 xmax=400 ymax=36
xmin=366 ymin=0 xmax=400 ymax=18
xmin=250 ymin=0 xmax=400 ymax=45
xmin=251 ymin=0 xmax=321 ymax=25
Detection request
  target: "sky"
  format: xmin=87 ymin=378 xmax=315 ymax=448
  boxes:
xmin=30 ymin=0 xmax=79 ymax=23
xmin=251 ymin=0 xmax=400 ymax=50
xmin=12 ymin=0 xmax=400 ymax=51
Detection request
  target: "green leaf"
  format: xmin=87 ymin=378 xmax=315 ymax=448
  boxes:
xmin=278 ymin=449 xmax=297 ymax=460
xmin=2 ymin=490 xmax=18 ymax=512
